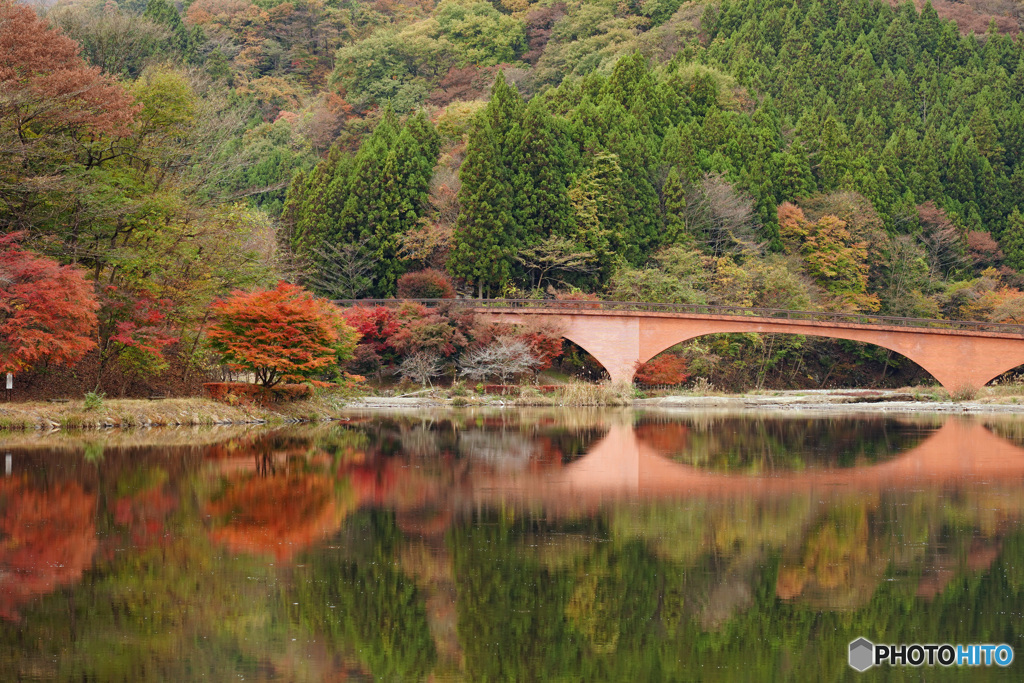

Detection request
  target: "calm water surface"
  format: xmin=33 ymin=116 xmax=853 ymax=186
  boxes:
xmin=1 ymin=409 xmax=1023 ymax=681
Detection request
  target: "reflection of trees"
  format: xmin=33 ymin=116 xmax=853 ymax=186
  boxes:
xmin=459 ymin=431 xmax=538 ymax=469
xmin=294 ymin=511 xmax=436 ymax=681
xmin=4 ymin=416 xmax=1024 ymax=681
xmin=775 ymin=499 xmax=890 ymax=609
xmin=206 ymin=472 xmax=354 ymax=560
xmin=635 ymin=415 xmax=935 ymax=472
xmin=0 ymin=478 xmax=97 ymax=621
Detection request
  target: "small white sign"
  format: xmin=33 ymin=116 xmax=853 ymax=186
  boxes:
xmin=4 ymin=373 xmax=10 ymax=390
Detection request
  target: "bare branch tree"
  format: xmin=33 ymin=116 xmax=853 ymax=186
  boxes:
xmin=306 ymin=239 xmax=374 ymax=299
xmin=399 ymin=351 xmax=445 ymax=386
xmin=459 ymin=336 xmax=539 ymax=384
xmin=515 ymin=234 xmax=599 ymax=290
xmin=683 ymin=173 xmax=763 ymax=257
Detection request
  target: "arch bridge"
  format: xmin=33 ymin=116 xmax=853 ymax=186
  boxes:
xmin=335 ymin=299 xmax=1024 ymax=390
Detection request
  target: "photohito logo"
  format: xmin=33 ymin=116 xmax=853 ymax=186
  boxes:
xmin=848 ymin=638 xmax=1014 ymax=671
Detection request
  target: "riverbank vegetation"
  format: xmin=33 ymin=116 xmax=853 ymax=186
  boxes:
xmin=7 ymin=0 xmax=1024 ymax=397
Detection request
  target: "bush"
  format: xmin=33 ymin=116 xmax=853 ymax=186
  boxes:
xmin=83 ymin=391 xmax=106 ymax=411
xmin=397 ymin=269 xmax=455 ymax=299
xmin=271 ymin=383 xmax=315 ymax=401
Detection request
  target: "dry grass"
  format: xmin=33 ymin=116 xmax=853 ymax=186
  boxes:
xmin=0 ymin=391 xmax=359 ymax=432
xmin=513 ymin=381 xmax=634 ymax=406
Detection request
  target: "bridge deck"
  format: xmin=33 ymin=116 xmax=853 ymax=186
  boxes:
xmin=334 ymin=298 xmax=1024 ymax=339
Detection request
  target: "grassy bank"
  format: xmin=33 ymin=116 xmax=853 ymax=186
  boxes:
xmin=9 ymin=380 xmax=1024 ymax=431
xmin=0 ymin=393 xmax=354 ymax=431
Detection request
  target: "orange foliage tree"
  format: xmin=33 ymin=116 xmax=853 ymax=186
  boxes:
xmin=208 ymin=281 xmax=358 ymax=387
xmin=206 ymin=473 xmax=355 ymax=561
xmin=0 ymin=233 xmax=99 ymax=372
xmin=778 ymin=202 xmax=880 ymax=312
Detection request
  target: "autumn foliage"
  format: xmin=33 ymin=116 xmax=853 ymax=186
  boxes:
xmin=206 ymin=473 xmax=354 ymax=561
xmin=518 ymin=330 xmax=563 ymax=371
xmin=0 ymin=478 xmax=98 ymax=621
xmin=634 ymin=354 xmax=691 ymax=386
xmin=208 ymin=282 xmax=358 ymax=387
xmin=396 ymin=268 xmax=456 ymax=299
xmin=0 ymin=234 xmax=99 ymax=372
xmin=0 ymin=0 xmax=135 ymax=178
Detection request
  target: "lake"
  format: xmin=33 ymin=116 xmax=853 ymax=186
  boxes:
xmin=1 ymin=409 xmax=1022 ymax=681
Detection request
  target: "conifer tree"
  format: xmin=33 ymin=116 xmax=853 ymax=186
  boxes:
xmin=449 ymin=119 xmax=515 ymax=297
xmin=662 ymin=166 xmax=689 ymax=244
xmin=1001 ymin=208 xmax=1024 ymax=271
xmin=514 ymin=97 xmax=573 ymax=247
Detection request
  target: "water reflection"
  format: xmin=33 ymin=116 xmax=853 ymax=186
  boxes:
xmin=0 ymin=411 xmax=1022 ymax=680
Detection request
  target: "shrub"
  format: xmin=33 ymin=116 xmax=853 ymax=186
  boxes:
xmin=204 ymin=382 xmax=316 ymax=403
xmin=459 ymin=337 xmax=540 ymax=383
xmin=397 ymin=269 xmax=455 ymax=299
xmin=83 ymin=391 xmax=106 ymax=411
xmin=271 ymin=383 xmax=315 ymax=401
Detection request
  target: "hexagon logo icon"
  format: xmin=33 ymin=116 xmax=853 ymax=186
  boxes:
xmin=849 ymin=637 xmax=874 ymax=672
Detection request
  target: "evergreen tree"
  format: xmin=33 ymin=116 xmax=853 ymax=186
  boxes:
xmin=662 ymin=166 xmax=688 ymax=244
xmin=1001 ymin=208 xmax=1024 ymax=271
xmin=449 ymin=120 xmax=515 ymax=297
xmin=514 ymin=97 xmax=573 ymax=247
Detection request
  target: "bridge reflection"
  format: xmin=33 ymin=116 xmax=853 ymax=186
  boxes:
xmin=458 ymin=417 xmax=1024 ymax=508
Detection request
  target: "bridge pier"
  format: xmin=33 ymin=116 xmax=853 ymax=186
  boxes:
xmin=563 ymin=316 xmax=640 ymax=384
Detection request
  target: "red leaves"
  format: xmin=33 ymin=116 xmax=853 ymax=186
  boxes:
xmin=634 ymin=354 xmax=691 ymax=386
xmin=101 ymin=286 xmax=177 ymax=361
xmin=341 ymin=305 xmax=400 ymax=354
xmin=396 ymin=268 xmax=456 ymax=299
xmin=208 ymin=281 xmax=357 ymax=387
xmin=0 ymin=233 xmax=99 ymax=373
xmin=0 ymin=0 xmax=135 ymax=139
xmin=518 ymin=330 xmax=563 ymax=372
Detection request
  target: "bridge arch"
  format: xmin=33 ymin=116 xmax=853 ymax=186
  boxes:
xmin=472 ymin=308 xmax=1024 ymax=391
xmin=637 ymin=330 xmax=931 ymax=389
xmin=631 ymin=316 xmax=1024 ymax=391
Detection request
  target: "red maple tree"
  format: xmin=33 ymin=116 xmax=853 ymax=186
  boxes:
xmin=341 ymin=305 xmax=400 ymax=354
xmin=634 ymin=354 xmax=691 ymax=386
xmin=0 ymin=0 xmax=135 ymax=155
xmin=518 ymin=330 xmax=563 ymax=371
xmin=208 ymin=281 xmax=358 ymax=387
xmin=0 ymin=233 xmax=99 ymax=372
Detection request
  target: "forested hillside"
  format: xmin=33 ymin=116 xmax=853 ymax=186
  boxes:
xmin=6 ymin=0 xmax=1024 ymax=392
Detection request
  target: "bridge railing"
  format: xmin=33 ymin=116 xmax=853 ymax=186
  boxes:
xmin=331 ymin=298 xmax=1024 ymax=335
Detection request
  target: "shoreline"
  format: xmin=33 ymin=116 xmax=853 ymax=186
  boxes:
xmin=5 ymin=388 xmax=1024 ymax=431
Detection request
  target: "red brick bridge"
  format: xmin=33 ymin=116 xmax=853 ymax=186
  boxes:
xmin=338 ymin=299 xmax=1024 ymax=390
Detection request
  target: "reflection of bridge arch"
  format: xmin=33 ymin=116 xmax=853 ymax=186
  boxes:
xmin=471 ymin=419 xmax=1024 ymax=505
xmin=475 ymin=308 xmax=1024 ymax=390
